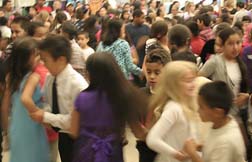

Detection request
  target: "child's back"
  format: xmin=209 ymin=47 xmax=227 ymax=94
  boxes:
xmin=203 ymin=117 xmax=245 ymax=162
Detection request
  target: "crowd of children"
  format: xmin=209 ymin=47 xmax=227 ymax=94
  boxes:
xmin=0 ymin=0 xmax=252 ymax=162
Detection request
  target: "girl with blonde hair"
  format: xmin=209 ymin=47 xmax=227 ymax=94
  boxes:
xmin=146 ymin=61 xmax=199 ymax=162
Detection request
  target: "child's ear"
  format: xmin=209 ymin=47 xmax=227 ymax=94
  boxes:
xmin=213 ymin=107 xmax=226 ymax=117
xmin=59 ymin=56 xmax=67 ymax=63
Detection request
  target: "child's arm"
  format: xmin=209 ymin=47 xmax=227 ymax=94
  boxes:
xmin=146 ymin=104 xmax=189 ymax=161
xmin=1 ymin=79 xmax=11 ymax=133
xmin=68 ymin=109 xmax=80 ymax=139
xmin=184 ymin=138 xmax=204 ymax=162
xmin=21 ymin=73 xmax=41 ymax=113
xmin=129 ymin=122 xmax=148 ymax=140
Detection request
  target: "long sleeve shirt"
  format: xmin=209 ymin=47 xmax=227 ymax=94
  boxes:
xmin=42 ymin=64 xmax=88 ymax=132
xmin=96 ymin=39 xmax=142 ymax=79
xmin=146 ymin=101 xmax=192 ymax=162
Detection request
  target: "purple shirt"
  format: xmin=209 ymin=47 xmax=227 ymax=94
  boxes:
xmin=73 ymin=90 xmax=123 ymax=162
xmin=242 ymin=45 xmax=252 ymax=92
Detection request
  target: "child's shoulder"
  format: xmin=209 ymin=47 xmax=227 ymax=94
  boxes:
xmin=163 ymin=100 xmax=183 ymax=113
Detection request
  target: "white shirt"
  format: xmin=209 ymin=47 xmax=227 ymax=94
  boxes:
xmin=14 ymin=0 xmax=36 ymax=8
xmin=225 ymin=60 xmax=241 ymax=97
xmin=51 ymin=10 xmax=71 ymax=20
xmin=146 ymin=101 xmax=193 ymax=162
xmin=0 ymin=26 xmax=11 ymax=38
xmin=81 ymin=47 xmax=94 ymax=61
xmin=232 ymin=9 xmax=249 ymax=26
xmin=70 ymin=39 xmax=86 ymax=70
xmin=203 ymin=118 xmax=246 ymax=162
xmin=42 ymin=64 xmax=88 ymax=132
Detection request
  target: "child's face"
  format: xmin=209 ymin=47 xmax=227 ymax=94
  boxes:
xmin=123 ymin=12 xmax=130 ymax=20
xmin=145 ymin=62 xmax=164 ymax=88
xmin=77 ymin=34 xmax=89 ymax=48
xmin=214 ymin=36 xmax=223 ymax=53
xmin=180 ymin=70 xmax=196 ymax=97
xmin=223 ymin=33 xmax=242 ymax=59
xmin=11 ymin=23 xmax=27 ymax=40
xmin=0 ymin=11 xmax=5 ymax=17
xmin=198 ymin=96 xmax=214 ymax=122
xmin=39 ymin=50 xmax=61 ymax=76
xmin=34 ymin=26 xmax=48 ymax=40
xmin=29 ymin=50 xmax=40 ymax=69
xmin=29 ymin=7 xmax=37 ymax=17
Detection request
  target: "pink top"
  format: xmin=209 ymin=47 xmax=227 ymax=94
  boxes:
xmin=34 ymin=63 xmax=58 ymax=142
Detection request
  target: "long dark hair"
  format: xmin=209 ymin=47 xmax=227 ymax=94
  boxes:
xmin=102 ymin=18 xmax=123 ymax=46
xmin=85 ymin=52 xmax=148 ymax=134
xmin=9 ymin=37 xmax=38 ymax=93
xmin=218 ymin=27 xmax=248 ymax=92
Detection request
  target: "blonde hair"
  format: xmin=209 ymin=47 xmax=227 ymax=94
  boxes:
xmin=185 ymin=2 xmax=194 ymax=12
xmin=35 ymin=10 xmax=50 ymax=23
xmin=150 ymin=61 xmax=198 ymax=121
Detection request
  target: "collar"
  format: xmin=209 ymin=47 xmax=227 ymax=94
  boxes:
xmin=55 ymin=64 xmax=73 ymax=82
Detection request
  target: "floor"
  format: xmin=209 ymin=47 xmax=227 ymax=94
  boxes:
xmin=2 ymin=128 xmax=139 ymax=162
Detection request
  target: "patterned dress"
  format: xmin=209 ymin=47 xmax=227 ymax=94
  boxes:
xmin=96 ymin=38 xmax=141 ymax=79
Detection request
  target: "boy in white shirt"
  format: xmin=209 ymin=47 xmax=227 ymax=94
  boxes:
xmin=77 ymin=31 xmax=94 ymax=61
xmin=184 ymin=81 xmax=246 ymax=162
xmin=30 ymin=35 xmax=88 ymax=162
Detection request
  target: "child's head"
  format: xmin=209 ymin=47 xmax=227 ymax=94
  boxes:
xmin=168 ymin=24 xmax=191 ymax=54
xmin=150 ymin=20 xmax=168 ymax=40
xmin=198 ymin=81 xmax=233 ymax=122
xmin=151 ymin=61 xmax=197 ymax=118
xmin=11 ymin=16 xmax=30 ymax=40
xmin=86 ymin=52 xmax=125 ymax=89
xmin=60 ymin=21 xmax=77 ymax=40
xmin=145 ymin=48 xmax=171 ymax=88
xmin=28 ymin=21 xmax=48 ymax=40
xmin=172 ymin=51 xmax=197 ymax=64
xmin=77 ymin=31 xmax=89 ymax=48
xmin=185 ymin=20 xmax=200 ymax=37
xmin=218 ymin=27 xmax=242 ymax=59
xmin=196 ymin=13 xmax=212 ymax=29
xmin=164 ymin=61 xmax=196 ymax=98
xmin=38 ymin=35 xmax=71 ymax=76
xmin=132 ymin=9 xmax=145 ymax=25
xmin=155 ymin=61 xmax=197 ymax=101
xmin=120 ymin=10 xmax=130 ymax=21
xmin=9 ymin=37 xmax=38 ymax=93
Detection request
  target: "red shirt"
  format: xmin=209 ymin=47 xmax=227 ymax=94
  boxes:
xmin=190 ymin=36 xmax=205 ymax=55
xmin=34 ymin=63 xmax=58 ymax=142
xmin=35 ymin=5 xmax=52 ymax=13
xmin=199 ymin=27 xmax=214 ymax=42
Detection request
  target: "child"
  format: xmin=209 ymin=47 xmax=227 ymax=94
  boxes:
xmin=27 ymin=21 xmax=48 ymax=40
xmin=135 ymin=48 xmax=172 ymax=162
xmin=146 ymin=61 xmax=199 ymax=162
xmin=30 ymin=35 xmax=88 ymax=162
xmin=199 ymin=27 xmax=249 ymax=114
xmin=1 ymin=37 xmax=50 ymax=162
xmin=69 ymin=52 xmax=148 ymax=162
xmin=77 ymin=31 xmax=94 ymax=61
xmin=195 ymin=13 xmax=214 ymax=42
xmin=184 ymin=81 xmax=246 ymax=162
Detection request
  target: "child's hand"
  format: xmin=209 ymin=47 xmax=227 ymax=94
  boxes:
xmin=130 ymin=122 xmax=148 ymax=140
xmin=139 ymin=70 xmax=145 ymax=81
xmin=30 ymin=109 xmax=45 ymax=123
xmin=2 ymin=132 xmax=9 ymax=152
xmin=234 ymin=93 xmax=249 ymax=108
xmin=183 ymin=138 xmax=198 ymax=156
xmin=174 ymin=151 xmax=189 ymax=161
